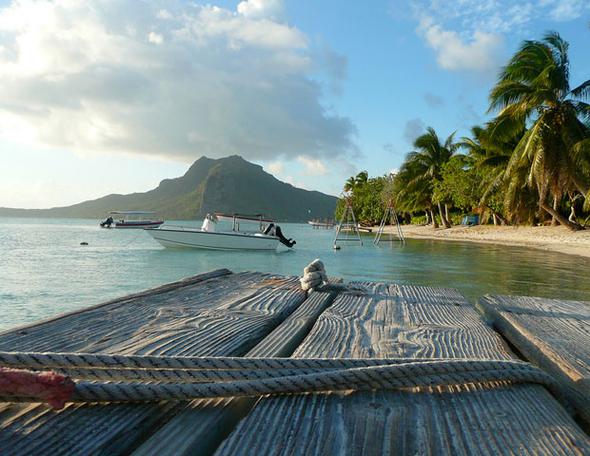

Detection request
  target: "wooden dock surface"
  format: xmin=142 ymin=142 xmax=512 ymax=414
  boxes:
xmin=0 ymin=271 xmax=588 ymax=455
xmin=479 ymin=294 xmax=590 ymax=427
xmin=216 ymin=282 xmax=589 ymax=455
xmin=0 ymin=270 xmax=307 ymax=454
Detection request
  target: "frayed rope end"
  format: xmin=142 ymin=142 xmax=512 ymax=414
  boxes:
xmin=0 ymin=367 xmax=75 ymax=410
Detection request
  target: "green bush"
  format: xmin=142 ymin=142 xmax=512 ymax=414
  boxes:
xmin=335 ymin=174 xmax=388 ymax=225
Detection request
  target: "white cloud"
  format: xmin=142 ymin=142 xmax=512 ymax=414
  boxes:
xmin=282 ymin=175 xmax=308 ymax=190
xmin=148 ymin=32 xmax=163 ymax=44
xmin=411 ymin=0 xmax=588 ymax=33
xmin=296 ymin=155 xmax=328 ymax=176
xmin=157 ymin=9 xmax=173 ymax=20
xmin=0 ymin=0 xmax=355 ymax=163
xmin=541 ymin=0 xmax=587 ymax=21
xmin=418 ymin=17 xmax=504 ymax=73
xmin=237 ymin=0 xmax=283 ymax=20
xmin=405 ymin=1 xmax=588 ymax=74
xmin=266 ymin=161 xmax=284 ymax=175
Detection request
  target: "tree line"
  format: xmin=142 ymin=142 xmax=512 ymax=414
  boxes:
xmin=338 ymin=32 xmax=590 ymax=230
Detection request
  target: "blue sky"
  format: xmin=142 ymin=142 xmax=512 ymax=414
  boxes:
xmin=0 ymin=0 xmax=589 ymax=208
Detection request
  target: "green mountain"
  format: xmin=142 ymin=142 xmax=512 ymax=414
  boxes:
xmin=0 ymin=155 xmax=338 ymax=222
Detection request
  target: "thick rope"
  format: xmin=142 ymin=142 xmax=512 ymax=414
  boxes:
xmin=300 ymin=259 xmax=328 ymax=291
xmin=71 ymin=360 xmax=554 ymax=402
xmin=0 ymin=352 xmax=558 ymax=410
xmin=299 ymin=259 xmax=366 ymax=294
xmin=0 ymin=351 xmax=457 ymax=370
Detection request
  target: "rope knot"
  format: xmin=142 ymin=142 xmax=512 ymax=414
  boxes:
xmin=300 ymin=259 xmax=328 ymax=291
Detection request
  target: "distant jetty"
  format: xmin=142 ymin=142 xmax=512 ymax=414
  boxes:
xmin=307 ymin=219 xmax=334 ymax=229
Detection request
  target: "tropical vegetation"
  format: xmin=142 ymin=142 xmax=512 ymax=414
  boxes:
xmin=337 ymin=32 xmax=590 ymax=230
xmin=335 ymin=171 xmax=390 ymax=226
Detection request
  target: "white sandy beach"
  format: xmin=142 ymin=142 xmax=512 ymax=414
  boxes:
xmin=380 ymin=224 xmax=590 ymax=259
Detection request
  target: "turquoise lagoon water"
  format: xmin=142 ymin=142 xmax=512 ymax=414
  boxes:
xmin=1 ymin=217 xmax=589 ymax=331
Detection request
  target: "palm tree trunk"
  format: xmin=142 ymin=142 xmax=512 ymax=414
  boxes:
xmin=569 ymin=206 xmax=576 ymax=223
xmin=492 ymin=213 xmax=498 ymax=226
xmin=438 ymin=202 xmax=451 ymax=228
xmin=495 ymin=212 xmax=508 ymax=226
xmin=445 ymin=204 xmax=449 ymax=223
xmin=551 ymin=196 xmax=559 ymax=226
xmin=429 ymin=209 xmax=438 ymax=228
xmin=539 ymin=202 xmax=583 ymax=231
xmin=483 ymin=205 xmax=507 ymax=225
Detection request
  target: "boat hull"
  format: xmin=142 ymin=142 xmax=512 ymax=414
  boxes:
xmin=101 ymin=221 xmax=164 ymax=229
xmin=145 ymin=228 xmax=279 ymax=251
xmin=114 ymin=221 xmax=164 ymax=229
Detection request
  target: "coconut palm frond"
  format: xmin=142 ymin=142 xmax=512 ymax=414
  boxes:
xmin=486 ymin=31 xmax=589 ymax=228
xmin=570 ymin=79 xmax=590 ymax=100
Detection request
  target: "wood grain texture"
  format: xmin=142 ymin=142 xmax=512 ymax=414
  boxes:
xmin=215 ymin=284 xmax=590 ymax=455
xmin=0 ymin=271 xmax=307 ymax=455
xmin=132 ymin=290 xmax=337 ymax=456
xmin=0 ymin=268 xmax=232 ymax=338
xmin=479 ymin=294 xmax=590 ymax=426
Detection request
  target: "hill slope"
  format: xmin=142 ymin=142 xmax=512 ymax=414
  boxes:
xmin=0 ymin=156 xmax=338 ymax=222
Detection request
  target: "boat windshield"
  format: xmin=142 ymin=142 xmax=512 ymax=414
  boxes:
xmin=109 ymin=211 xmax=156 ymax=221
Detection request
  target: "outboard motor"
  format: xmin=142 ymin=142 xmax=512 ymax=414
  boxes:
xmin=264 ymin=223 xmax=296 ymax=248
xmin=100 ymin=216 xmax=114 ymax=228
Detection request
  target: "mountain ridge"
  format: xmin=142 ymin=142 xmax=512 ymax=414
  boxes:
xmin=0 ymin=155 xmax=338 ymax=222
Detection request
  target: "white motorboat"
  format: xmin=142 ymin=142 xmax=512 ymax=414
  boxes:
xmin=145 ymin=213 xmax=296 ymax=251
xmin=100 ymin=211 xmax=164 ymax=229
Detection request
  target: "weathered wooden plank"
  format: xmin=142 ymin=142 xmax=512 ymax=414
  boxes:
xmin=132 ymin=290 xmax=338 ymax=455
xmin=0 ymin=268 xmax=232 ymax=338
xmin=0 ymin=271 xmax=307 ymax=455
xmin=478 ymin=294 xmax=590 ymax=426
xmin=215 ymin=283 xmax=590 ymax=455
xmin=247 ymin=290 xmax=338 ymax=358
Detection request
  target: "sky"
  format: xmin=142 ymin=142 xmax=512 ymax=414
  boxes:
xmin=0 ymin=0 xmax=589 ymax=208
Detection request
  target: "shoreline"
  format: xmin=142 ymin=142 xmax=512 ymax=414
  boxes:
xmin=379 ymin=224 xmax=590 ymax=259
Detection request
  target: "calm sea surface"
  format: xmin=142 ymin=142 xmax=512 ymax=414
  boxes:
xmin=1 ymin=217 xmax=589 ymax=331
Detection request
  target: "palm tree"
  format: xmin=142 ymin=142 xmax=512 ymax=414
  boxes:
xmin=343 ymin=176 xmax=356 ymax=193
xmin=402 ymin=127 xmax=458 ymax=228
xmin=355 ymin=171 xmax=369 ymax=188
xmin=392 ymin=160 xmax=438 ymax=227
xmin=460 ymin=124 xmax=530 ymax=224
xmin=488 ymin=31 xmax=590 ymax=230
xmin=343 ymin=171 xmax=369 ymax=193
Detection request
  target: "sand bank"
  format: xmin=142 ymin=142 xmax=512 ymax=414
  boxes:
xmin=381 ymin=224 xmax=590 ymax=259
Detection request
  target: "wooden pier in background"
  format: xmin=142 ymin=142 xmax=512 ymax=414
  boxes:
xmin=0 ymin=270 xmax=588 ymax=455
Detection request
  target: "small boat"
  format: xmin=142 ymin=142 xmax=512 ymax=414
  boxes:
xmin=145 ymin=213 xmax=295 ymax=251
xmin=100 ymin=211 xmax=164 ymax=229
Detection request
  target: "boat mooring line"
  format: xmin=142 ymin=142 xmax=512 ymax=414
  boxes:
xmin=0 ymin=353 xmax=564 ymax=410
